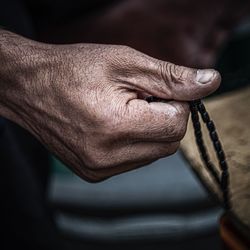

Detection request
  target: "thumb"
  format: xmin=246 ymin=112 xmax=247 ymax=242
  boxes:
xmin=159 ymin=62 xmax=221 ymax=101
xmin=113 ymin=47 xmax=221 ymax=101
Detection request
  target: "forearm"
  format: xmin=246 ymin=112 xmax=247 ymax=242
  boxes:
xmin=0 ymin=30 xmax=26 ymax=120
xmin=0 ymin=30 xmax=52 ymax=127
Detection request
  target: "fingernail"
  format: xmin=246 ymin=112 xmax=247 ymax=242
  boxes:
xmin=196 ymin=69 xmax=215 ymax=84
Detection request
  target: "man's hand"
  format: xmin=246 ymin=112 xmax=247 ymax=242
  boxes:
xmin=0 ymin=31 xmax=220 ymax=182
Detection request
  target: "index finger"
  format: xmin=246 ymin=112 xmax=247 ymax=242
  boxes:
xmin=124 ymin=99 xmax=190 ymax=143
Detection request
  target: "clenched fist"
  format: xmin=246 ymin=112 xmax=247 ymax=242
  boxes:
xmin=0 ymin=30 xmax=220 ymax=181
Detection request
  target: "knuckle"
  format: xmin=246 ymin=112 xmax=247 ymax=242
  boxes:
xmin=160 ymin=62 xmax=181 ymax=83
xmin=160 ymin=61 xmax=193 ymax=85
xmin=170 ymin=65 xmax=187 ymax=83
xmin=159 ymin=61 xmax=172 ymax=84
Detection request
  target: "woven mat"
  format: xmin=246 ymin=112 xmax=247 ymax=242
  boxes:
xmin=181 ymin=86 xmax=250 ymax=231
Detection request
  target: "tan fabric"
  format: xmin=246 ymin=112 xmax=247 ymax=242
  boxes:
xmin=181 ymin=86 xmax=250 ymax=230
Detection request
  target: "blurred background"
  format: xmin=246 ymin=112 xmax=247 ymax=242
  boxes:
xmin=1 ymin=0 xmax=250 ymax=249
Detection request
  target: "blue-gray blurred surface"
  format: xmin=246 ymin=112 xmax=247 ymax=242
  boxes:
xmin=49 ymin=151 xmax=222 ymax=249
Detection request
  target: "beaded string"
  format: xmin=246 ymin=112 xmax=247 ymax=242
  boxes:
xmin=189 ymin=100 xmax=230 ymax=210
xmin=146 ymin=96 xmax=230 ymax=210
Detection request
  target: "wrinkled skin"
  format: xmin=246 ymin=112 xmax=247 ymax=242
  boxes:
xmin=0 ymin=31 xmax=220 ymax=182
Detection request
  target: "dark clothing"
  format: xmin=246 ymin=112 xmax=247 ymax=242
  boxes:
xmin=0 ymin=122 xmax=67 ymax=250
xmin=0 ymin=0 xmax=67 ymax=249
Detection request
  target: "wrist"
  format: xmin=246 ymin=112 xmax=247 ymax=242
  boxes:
xmin=0 ymin=30 xmax=54 ymax=127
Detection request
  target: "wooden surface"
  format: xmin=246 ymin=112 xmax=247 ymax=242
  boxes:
xmin=220 ymin=213 xmax=250 ymax=250
xmin=181 ymin=86 xmax=250 ymax=231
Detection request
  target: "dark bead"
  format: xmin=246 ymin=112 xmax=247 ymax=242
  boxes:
xmin=221 ymin=168 xmax=228 ymax=175
xmin=220 ymin=160 xmax=228 ymax=171
xmin=201 ymin=112 xmax=210 ymax=122
xmin=146 ymin=96 xmax=160 ymax=103
xmin=221 ymin=173 xmax=229 ymax=189
xmin=217 ymin=150 xmax=225 ymax=161
xmin=201 ymin=152 xmax=209 ymax=161
xmin=199 ymin=145 xmax=207 ymax=154
xmin=190 ymin=100 xmax=230 ymax=210
xmin=145 ymin=96 xmax=154 ymax=102
xmin=191 ymin=112 xmax=199 ymax=120
xmin=194 ymin=100 xmax=201 ymax=106
xmin=207 ymin=121 xmax=215 ymax=131
xmin=189 ymin=103 xmax=196 ymax=109
xmin=196 ymin=137 xmax=203 ymax=144
xmin=198 ymin=103 xmax=206 ymax=113
xmin=210 ymin=130 xmax=218 ymax=141
xmin=193 ymin=122 xmax=201 ymax=130
xmin=213 ymin=140 xmax=222 ymax=152
xmin=191 ymin=117 xmax=198 ymax=124
xmin=221 ymin=182 xmax=228 ymax=191
xmin=195 ymin=130 xmax=202 ymax=137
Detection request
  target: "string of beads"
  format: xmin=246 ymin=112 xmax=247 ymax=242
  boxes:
xmin=146 ymin=96 xmax=230 ymax=210
xmin=189 ymin=100 xmax=230 ymax=210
